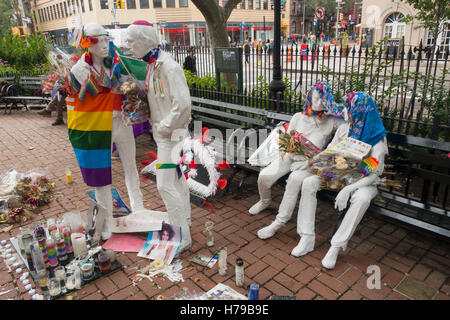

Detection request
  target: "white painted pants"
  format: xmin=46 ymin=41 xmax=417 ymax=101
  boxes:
xmin=298 ymin=175 xmax=378 ymax=248
xmin=275 ymin=170 xmax=313 ymax=224
xmin=155 ymin=139 xmax=191 ymax=243
xmin=257 ymin=156 xmax=292 ymax=202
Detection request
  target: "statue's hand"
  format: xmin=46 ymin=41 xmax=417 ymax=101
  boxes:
xmin=71 ymin=56 xmax=91 ymax=84
xmin=334 ymin=186 xmax=352 ymax=212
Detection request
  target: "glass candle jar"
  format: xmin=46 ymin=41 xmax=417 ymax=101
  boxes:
xmin=48 ymin=278 xmax=61 ymax=297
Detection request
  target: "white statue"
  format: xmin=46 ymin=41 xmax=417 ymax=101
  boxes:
xmin=249 ymin=82 xmax=346 ymax=226
xmin=67 ymin=23 xmax=149 ymax=241
xmin=293 ymin=92 xmax=388 ymax=270
xmin=126 ymin=21 xmax=192 ymax=252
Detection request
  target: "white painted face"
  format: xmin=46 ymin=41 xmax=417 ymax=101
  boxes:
xmin=311 ymin=89 xmax=325 ymax=112
xmin=127 ymin=25 xmax=158 ymax=59
xmin=89 ymin=36 xmax=109 ymax=59
xmin=84 ymin=23 xmax=109 ymax=59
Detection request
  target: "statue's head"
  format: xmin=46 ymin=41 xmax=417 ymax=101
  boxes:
xmin=127 ymin=21 xmax=158 ymax=59
xmin=83 ymin=23 xmax=109 ymax=59
xmin=311 ymin=88 xmax=326 ymax=112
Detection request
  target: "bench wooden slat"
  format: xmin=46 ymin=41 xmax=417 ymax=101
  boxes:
xmin=191 ymin=96 xmax=268 ymax=116
xmin=194 ymin=115 xmax=243 ymax=130
xmin=192 ymin=105 xmax=266 ymax=126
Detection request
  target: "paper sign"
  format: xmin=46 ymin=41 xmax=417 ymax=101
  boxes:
xmin=87 ymin=188 xmax=131 ymax=215
xmin=102 ymin=233 xmax=147 ymax=252
xmin=111 ymin=210 xmax=168 ymax=233
xmin=202 ymin=283 xmax=248 ymax=300
xmin=137 ymin=223 xmax=181 ymax=265
xmin=191 ymin=253 xmax=219 ymax=268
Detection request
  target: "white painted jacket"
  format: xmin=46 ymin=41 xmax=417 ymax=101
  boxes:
xmin=146 ymin=51 xmax=192 ymax=143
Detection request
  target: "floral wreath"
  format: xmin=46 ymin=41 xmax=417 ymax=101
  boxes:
xmin=140 ymin=127 xmax=229 ymax=200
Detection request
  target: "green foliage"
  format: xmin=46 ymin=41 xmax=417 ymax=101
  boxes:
xmin=184 ymin=69 xmax=217 ymax=89
xmin=0 ymin=32 xmax=51 ymax=72
xmin=401 ymin=0 xmax=450 ymax=46
xmin=0 ymin=0 xmax=16 ymax=39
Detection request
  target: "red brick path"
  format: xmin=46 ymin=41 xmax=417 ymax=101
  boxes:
xmin=0 ymin=112 xmax=449 ymax=300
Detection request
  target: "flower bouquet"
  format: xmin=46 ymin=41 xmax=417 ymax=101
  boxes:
xmin=119 ymin=78 xmax=150 ymax=125
xmin=309 ymin=137 xmax=379 ymax=190
xmin=278 ymin=130 xmax=321 ymax=159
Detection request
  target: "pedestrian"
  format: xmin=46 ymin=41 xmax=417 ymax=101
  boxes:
xmin=183 ymin=47 xmax=197 ymax=75
xmin=257 ymin=39 xmax=263 ymax=66
xmin=302 ymin=34 xmax=307 ymax=44
xmin=243 ymin=40 xmax=250 ymax=64
xmin=37 ymin=86 xmax=66 ymax=126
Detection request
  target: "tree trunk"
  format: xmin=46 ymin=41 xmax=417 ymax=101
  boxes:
xmin=191 ymin=0 xmax=241 ymax=88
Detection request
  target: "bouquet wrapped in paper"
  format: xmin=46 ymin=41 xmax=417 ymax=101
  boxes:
xmin=310 ymin=137 xmax=379 ymax=190
xmin=278 ymin=130 xmax=321 ymax=159
xmin=42 ymin=47 xmax=81 ymax=96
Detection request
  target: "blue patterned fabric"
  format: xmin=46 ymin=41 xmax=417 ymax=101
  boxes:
xmin=344 ymin=92 xmax=387 ymax=146
xmin=303 ymin=82 xmax=345 ymax=119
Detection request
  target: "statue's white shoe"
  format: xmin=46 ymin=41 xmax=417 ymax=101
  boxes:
xmin=291 ymin=235 xmax=315 ymax=257
xmin=321 ymin=246 xmax=340 ymax=270
xmin=249 ymin=199 xmax=271 ymax=215
xmin=257 ymin=220 xmax=284 ymax=239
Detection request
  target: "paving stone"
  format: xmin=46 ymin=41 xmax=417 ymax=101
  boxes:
xmin=394 ymin=276 xmax=438 ymax=300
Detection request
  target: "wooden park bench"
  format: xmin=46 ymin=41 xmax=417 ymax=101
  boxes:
xmin=189 ymin=94 xmax=450 ymax=239
xmin=1 ymin=76 xmax=51 ymax=114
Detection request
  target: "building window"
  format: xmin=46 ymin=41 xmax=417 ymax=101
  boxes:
xmin=248 ymin=0 xmax=252 ymax=9
xmin=383 ymin=12 xmax=406 ymax=39
xmin=263 ymin=0 xmax=267 ymax=10
xmin=88 ymin=0 xmax=92 ymax=10
xmin=63 ymin=2 xmax=68 ymax=16
xmin=179 ymin=0 xmax=188 ymax=7
xmin=291 ymin=21 xmax=296 ymax=33
xmin=153 ymin=0 xmax=162 ymax=8
xmin=50 ymin=6 xmax=54 ymax=20
xmin=100 ymin=0 xmax=108 ymax=9
xmin=255 ymin=0 xmax=260 ymax=9
xmin=57 ymin=4 xmax=61 ymax=18
xmin=80 ymin=0 xmax=85 ymax=12
xmin=166 ymin=0 xmax=175 ymax=7
xmin=240 ymin=0 xmax=245 ymax=9
xmin=127 ymin=0 xmax=136 ymax=8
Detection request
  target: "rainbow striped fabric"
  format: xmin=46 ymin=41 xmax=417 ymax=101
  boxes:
xmin=361 ymin=157 xmax=379 ymax=176
xmin=66 ymin=91 xmax=122 ymax=187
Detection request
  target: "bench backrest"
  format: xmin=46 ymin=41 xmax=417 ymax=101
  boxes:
xmin=384 ymin=132 xmax=450 ymax=211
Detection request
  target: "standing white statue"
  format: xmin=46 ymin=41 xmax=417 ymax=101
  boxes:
xmin=126 ymin=21 xmax=192 ymax=251
xmin=66 ymin=23 xmax=149 ymax=241
xmin=249 ymin=82 xmax=346 ymax=225
xmin=294 ymin=91 xmax=388 ymax=269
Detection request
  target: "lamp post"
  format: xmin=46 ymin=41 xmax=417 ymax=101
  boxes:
xmin=269 ymin=0 xmax=286 ymax=105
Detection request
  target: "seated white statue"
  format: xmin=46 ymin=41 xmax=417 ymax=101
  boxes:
xmin=248 ymin=83 xmax=346 ymax=227
xmin=292 ymin=92 xmax=388 ymax=270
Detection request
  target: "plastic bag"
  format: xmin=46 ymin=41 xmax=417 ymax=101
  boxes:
xmin=0 ymin=170 xmax=19 ymax=196
xmin=62 ymin=211 xmax=85 ymax=234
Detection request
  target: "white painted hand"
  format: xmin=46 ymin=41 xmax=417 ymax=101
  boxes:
xmin=335 ymin=186 xmax=352 ymax=211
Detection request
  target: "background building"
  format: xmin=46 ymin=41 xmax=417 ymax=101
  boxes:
xmin=29 ymin=0 xmax=285 ymax=47
xmin=359 ymin=0 xmax=429 ymax=49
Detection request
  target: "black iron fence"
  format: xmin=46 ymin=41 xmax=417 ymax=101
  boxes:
xmin=172 ymin=41 xmax=449 ymax=141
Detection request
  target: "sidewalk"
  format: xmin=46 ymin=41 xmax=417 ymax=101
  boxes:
xmin=0 ymin=111 xmax=449 ymax=300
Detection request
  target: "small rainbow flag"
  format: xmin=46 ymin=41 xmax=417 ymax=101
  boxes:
xmin=361 ymin=157 xmax=379 ymax=176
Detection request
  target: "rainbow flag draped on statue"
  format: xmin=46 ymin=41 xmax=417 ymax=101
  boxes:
xmin=66 ymin=92 xmax=122 ymax=187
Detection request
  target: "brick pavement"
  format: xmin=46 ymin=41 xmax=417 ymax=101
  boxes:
xmin=0 ymin=111 xmax=449 ymax=300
